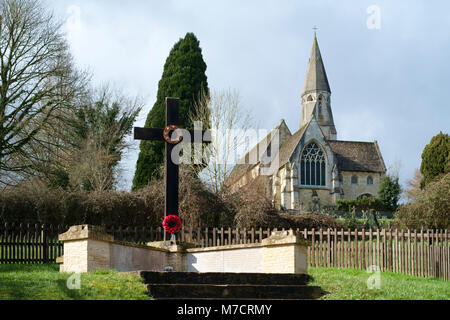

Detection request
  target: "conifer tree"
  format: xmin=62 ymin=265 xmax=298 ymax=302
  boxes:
xmin=420 ymin=132 xmax=450 ymax=187
xmin=133 ymin=33 xmax=209 ymax=190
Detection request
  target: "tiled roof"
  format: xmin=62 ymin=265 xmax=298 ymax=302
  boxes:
xmin=327 ymin=140 xmax=386 ymax=173
xmin=225 ymin=123 xmax=282 ymax=186
xmin=277 ymin=124 xmax=308 ymax=167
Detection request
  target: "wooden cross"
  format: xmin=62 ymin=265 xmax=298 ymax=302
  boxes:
xmin=134 ymin=97 xmax=211 ymax=219
xmin=313 ymin=25 xmax=318 ymax=35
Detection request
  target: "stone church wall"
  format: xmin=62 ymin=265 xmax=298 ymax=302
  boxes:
xmin=341 ymin=171 xmax=383 ymax=200
xmin=297 ymin=188 xmax=334 ymax=211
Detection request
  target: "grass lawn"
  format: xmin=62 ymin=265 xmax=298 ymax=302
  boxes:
xmin=0 ymin=264 xmax=448 ymax=300
xmin=0 ymin=264 xmax=151 ymax=300
xmin=309 ymin=267 xmax=450 ymax=300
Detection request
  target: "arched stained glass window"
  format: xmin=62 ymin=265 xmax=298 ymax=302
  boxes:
xmin=300 ymin=142 xmax=326 ymax=186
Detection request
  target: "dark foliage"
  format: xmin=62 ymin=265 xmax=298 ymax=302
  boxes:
xmin=133 ymin=33 xmax=209 ymax=189
xmin=0 ymin=168 xmax=232 ymax=228
xmin=420 ymin=131 xmax=450 ymax=187
xmin=377 ymin=175 xmax=401 ymax=211
xmin=336 ymin=196 xmax=386 ymax=212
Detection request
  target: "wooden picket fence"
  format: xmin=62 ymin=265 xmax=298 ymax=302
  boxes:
xmin=0 ymin=223 xmax=449 ymax=281
xmin=0 ymin=224 xmax=65 ymax=264
xmin=306 ymin=228 xmax=449 ymax=281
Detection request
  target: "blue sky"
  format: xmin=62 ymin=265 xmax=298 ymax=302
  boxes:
xmin=49 ymin=0 xmax=450 ymax=191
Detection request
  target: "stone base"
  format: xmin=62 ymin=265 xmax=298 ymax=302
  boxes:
xmin=57 ymin=225 xmax=310 ymax=275
xmin=147 ymin=241 xmax=196 ymax=252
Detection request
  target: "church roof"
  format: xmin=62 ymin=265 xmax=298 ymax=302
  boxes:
xmin=278 ymin=124 xmax=308 ymax=167
xmin=327 ymin=140 xmax=386 ymax=173
xmin=225 ymin=120 xmax=286 ymax=187
xmin=301 ymin=35 xmax=331 ymax=95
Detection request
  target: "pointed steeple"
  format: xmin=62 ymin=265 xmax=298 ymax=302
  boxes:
xmin=300 ymin=34 xmax=336 ymax=140
xmin=301 ymin=35 xmax=331 ymax=95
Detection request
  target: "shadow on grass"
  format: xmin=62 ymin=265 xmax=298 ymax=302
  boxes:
xmin=304 ymin=274 xmax=329 ymax=299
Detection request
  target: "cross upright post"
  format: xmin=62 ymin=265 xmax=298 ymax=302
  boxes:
xmin=165 ymin=98 xmax=179 ymax=217
xmin=134 ymin=97 xmax=211 ymax=239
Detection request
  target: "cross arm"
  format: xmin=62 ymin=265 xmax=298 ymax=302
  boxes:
xmin=134 ymin=127 xmax=164 ymax=141
xmin=134 ymin=127 xmax=212 ymax=143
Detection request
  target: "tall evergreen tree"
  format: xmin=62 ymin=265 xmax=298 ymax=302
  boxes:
xmin=420 ymin=131 xmax=450 ymax=187
xmin=133 ymin=33 xmax=209 ymax=190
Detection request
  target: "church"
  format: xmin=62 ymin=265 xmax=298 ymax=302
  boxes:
xmin=226 ymin=35 xmax=386 ymax=212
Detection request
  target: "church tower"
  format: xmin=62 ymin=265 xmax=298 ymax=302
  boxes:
xmin=300 ymin=35 xmax=337 ymax=140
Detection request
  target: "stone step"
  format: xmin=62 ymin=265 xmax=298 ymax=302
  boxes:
xmin=146 ymin=283 xmax=323 ymax=300
xmin=139 ymin=271 xmax=310 ymax=285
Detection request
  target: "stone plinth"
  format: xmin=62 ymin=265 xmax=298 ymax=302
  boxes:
xmin=57 ymin=225 xmax=310 ymax=275
xmin=58 ymin=225 xmax=113 ymax=273
xmin=58 ymin=225 xmax=172 ymax=273
xmin=185 ymin=230 xmax=309 ymax=274
xmin=262 ymin=230 xmax=309 ymax=274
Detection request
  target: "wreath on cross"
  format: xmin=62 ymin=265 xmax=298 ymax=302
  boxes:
xmin=162 ymin=215 xmax=182 ymax=234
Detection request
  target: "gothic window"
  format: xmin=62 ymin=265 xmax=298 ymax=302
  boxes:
xmin=307 ymin=95 xmax=313 ymax=102
xmin=266 ymin=144 xmax=271 ymax=157
xmin=300 ymin=142 xmax=326 ymax=186
xmin=351 ymin=175 xmax=358 ymax=184
xmin=367 ymin=176 xmax=373 ymax=185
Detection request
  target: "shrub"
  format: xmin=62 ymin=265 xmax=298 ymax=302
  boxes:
xmin=278 ymin=213 xmax=344 ymax=230
xmin=0 ymin=169 xmax=344 ymax=230
xmin=0 ymin=169 xmax=232 ymax=229
xmin=420 ymin=131 xmax=450 ymax=187
xmin=336 ymin=197 xmax=385 ymax=211
xmin=378 ymin=175 xmax=401 ymax=211
xmin=395 ymin=173 xmax=450 ymax=230
xmin=231 ymin=188 xmax=282 ymax=229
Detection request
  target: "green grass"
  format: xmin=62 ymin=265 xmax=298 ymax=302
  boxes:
xmin=0 ymin=264 xmax=151 ymax=300
xmin=1 ymin=264 xmax=448 ymax=300
xmin=309 ymin=267 xmax=450 ymax=300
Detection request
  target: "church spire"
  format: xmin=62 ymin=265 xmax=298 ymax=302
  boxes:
xmin=300 ymin=34 xmax=336 ymax=140
xmin=301 ymin=35 xmax=331 ymax=96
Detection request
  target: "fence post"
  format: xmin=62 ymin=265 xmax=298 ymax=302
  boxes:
xmin=340 ymin=228 xmax=344 ymax=269
xmin=41 ymin=224 xmax=48 ymax=263
xmin=334 ymin=229 xmax=338 ymax=268
xmin=2 ymin=223 xmax=7 ymax=263
xmin=311 ymin=228 xmax=315 ymax=267
xmin=361 ymin=229 xmax=366 ymax=270
xmin=445 ymin=230 xmax=448 ymax=281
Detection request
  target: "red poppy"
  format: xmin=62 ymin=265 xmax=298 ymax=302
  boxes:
xmin=162 ymin=215 xmax=181 ymax=234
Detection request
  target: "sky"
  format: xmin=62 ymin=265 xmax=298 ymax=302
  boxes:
xmin=48 ymin=0 xmax=450 ymax=191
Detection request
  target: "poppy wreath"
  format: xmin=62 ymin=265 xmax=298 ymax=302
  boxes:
xmin=162 ymin=215 xmax=182 ymax=234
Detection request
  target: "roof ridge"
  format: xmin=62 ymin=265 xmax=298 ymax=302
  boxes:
xmin=328 ymin=139 xmax=376 ymax=144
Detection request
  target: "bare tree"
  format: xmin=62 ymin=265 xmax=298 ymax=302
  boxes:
xmin=403 ymin=168 xmax=423 ymax=203
xmin=0 ymin=0 xmax=87 ymax=184
xmin=189 ymin=88 xmax=255 ymax=194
